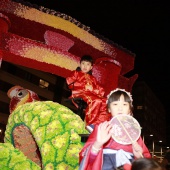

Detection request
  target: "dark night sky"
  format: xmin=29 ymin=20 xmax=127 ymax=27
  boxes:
xmin=24 ymin=0 xmax=170 ymax=138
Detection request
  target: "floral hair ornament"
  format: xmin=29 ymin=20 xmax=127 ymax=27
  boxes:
xmin=106 ymin=88 xmax=133 ymax=104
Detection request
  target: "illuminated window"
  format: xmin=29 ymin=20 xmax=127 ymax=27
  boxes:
xmin=137 ymin=105 xmax=143 ymax=110
xmin=39 ymin=79 xmax=49 ymax=89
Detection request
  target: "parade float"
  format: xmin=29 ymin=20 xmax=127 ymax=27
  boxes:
xmin=0 ymin=0 xmax=138 ymax=169
xmin=1 ymin=85 xmax=88 ymax=169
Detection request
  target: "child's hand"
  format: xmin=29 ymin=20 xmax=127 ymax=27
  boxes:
xmin=94 ymin=121 xmax=112 ymax=149
xmin=132 ymin=141 xmax=143 ymax=158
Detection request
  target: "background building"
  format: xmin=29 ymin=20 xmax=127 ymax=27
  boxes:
xmin=132 ymin=81 xmax=168 ymax=160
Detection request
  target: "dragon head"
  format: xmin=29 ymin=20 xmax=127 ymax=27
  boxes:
xmin=7 ymin=85 xmax=40 ymax=114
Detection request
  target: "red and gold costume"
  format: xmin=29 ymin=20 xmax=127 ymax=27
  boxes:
xmin=66 ymin=70 xmax=111 ymax=125
xmin=79 ymin=124 xmax=151 ymax=170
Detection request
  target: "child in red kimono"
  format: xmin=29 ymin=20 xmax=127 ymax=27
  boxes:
xmin=79 ymin=88 xmax=151 ymax=170
xmin=66 ymin=55 xmax=111 ymax=126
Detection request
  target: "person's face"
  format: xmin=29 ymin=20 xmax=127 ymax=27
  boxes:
xmin=108 ymin=94 xmax=131 ymax=117
xmin=80 ymin=61 xmax=92 ymax=73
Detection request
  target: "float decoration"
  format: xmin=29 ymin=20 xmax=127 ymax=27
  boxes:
xmin=0 ymin=86 xmax=88 ymax=169
xmin=0 ymin=0 xmax=138 ymax=94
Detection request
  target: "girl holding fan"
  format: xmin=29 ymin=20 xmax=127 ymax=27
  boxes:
xmin=79 ymin=88 xmax=151 ymax=170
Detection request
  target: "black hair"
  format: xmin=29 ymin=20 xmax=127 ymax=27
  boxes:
xmin=76 ymin=55 xmax=93 ymax=75
xmin=131 ymin=158 xmax=162 ymax=170
xmin=107 ymin=89 xmax=133 ymax=115
xmin=80 ymin=55 xmax=93 ymax=65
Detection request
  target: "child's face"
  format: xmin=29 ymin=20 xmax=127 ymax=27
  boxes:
xmin=80 ymin=61 xmax=92 ymax=73
xmin=108 ymin=94 xmax=131 ymax=117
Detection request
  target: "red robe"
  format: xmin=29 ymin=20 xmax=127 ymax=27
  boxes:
xmin=66 ymin=70 xmax=111 ymax=125
xmin=79 ymin=124 xmax=151 ymax=170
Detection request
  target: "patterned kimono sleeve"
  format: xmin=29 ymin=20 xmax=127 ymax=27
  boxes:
xmin=66 ymin=70 xmax=77 ymax=90
xmin=92 ymin=77 xmax=105 ymax=97
xmin=79 ymin=125 xmax=103 ymax=170
xmin=137 ymin=137 xmax=151 ymax=158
